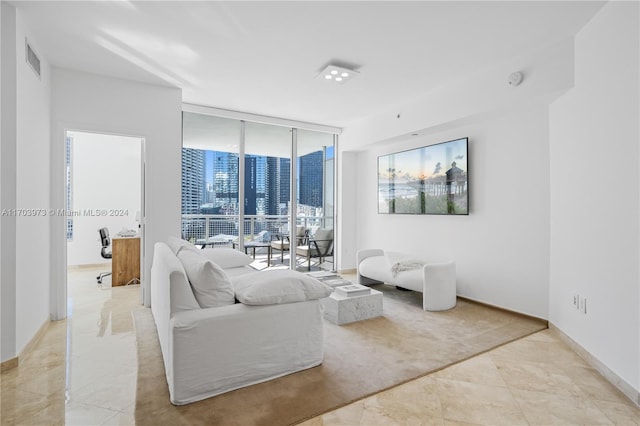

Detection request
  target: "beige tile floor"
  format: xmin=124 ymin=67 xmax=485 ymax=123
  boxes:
xmin=1 ymin=266 xmax=638 ymax=425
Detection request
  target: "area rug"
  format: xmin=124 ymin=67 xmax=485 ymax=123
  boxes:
xmin=133 ymin=284 xmax=546 ymax=425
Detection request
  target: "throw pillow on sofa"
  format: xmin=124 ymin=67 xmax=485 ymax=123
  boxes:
xmin=233 ymin=270 xmax=333 ymax=305
xmin=177 ymin=249 xmax=235 ymax=308
xmin=199 ymin=248 xmax=253 ymax=269
xmin=167 ymin=236 xmax=200 ymax=256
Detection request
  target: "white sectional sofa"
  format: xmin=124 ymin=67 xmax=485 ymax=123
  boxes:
xmin=357 ymin=249 xmax=457 ymax=311
xmin=150 ymin=239 xmax=332 ymax=405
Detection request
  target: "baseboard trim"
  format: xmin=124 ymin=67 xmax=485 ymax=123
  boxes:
xmin=1 ymin=357 xmax=18 ymax=372
xmin=67 ymin=263 xmax=109 ymax=271
xmin=457 ymin=295 xmax=548 ymax=324
xmin=549 ymin=322 xmax=639 ymax=407
xmin=338 ymin=268 xmax=357 ymax=275
xmin=19 ymin=319 xmax=51 ymax=361
xmin=1 ymin=319 xmax=51 ymax=373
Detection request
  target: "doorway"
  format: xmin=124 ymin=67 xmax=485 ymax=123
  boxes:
xmin=65 ymin=130 xmax=143 ymax=302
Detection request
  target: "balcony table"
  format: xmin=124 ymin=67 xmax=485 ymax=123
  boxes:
xmin=232 ymin=241 xmax=272 ymax=265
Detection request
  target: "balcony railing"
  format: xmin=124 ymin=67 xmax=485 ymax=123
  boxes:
xmin=181 ymin=214 xmax=334 ymax=246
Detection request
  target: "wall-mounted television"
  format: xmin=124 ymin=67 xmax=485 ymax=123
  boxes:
xmin=378 ymin=137 xmax=468 ymax=215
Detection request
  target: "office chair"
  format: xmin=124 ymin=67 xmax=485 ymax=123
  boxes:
xmin=97 ymin=227 xmax=112 ymax=284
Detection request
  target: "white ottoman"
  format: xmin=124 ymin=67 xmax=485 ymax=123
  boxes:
xmin=322 ymin=288 xmax=383 ymax=325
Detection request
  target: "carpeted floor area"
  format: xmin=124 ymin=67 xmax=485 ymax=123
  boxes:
xmin=133 ymin=284 xmax=547 ymax=425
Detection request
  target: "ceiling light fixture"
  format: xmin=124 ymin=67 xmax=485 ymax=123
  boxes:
xmin=318 ymin=64 xmax=359 ymax=85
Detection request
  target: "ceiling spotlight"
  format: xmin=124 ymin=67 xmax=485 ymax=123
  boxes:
xmin=317 ymin=64 xmax=359 ymax=85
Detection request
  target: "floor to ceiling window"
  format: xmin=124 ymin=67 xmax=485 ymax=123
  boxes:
xmin=181 ymin=107 xmax=339 ymax=270
xmin=244 ymin=121 xmax=292 ymax=249
xmin=181 ymin=113 xmax=240 ymax=246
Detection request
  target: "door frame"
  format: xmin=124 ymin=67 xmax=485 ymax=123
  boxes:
xmin=51 ymin=124 xmax=146 ymax=320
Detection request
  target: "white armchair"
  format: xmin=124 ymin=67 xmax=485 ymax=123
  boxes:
xmin=357 ymin=249 xmax=456 ymax=311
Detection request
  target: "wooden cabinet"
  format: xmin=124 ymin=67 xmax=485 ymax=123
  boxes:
xmin=112 ymin=237 xmax=140 ymax=286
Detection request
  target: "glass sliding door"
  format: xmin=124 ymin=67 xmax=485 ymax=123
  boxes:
xmin=181 ymin=112 xmax=241 ymax=248
xmin=296 ymin=129 xmax=335 ymax=271
xmin=244 ymin=121 xmax=292 ymax=263
xmin=181 ymin=107 xmax=338 ymax=270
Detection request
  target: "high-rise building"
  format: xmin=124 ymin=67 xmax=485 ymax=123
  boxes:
xmin=181 ymin=148 xmax=206 ymax=214
xmin=266 ymin=157 xmax=290 ymax=216
xmin=299 ymin=151 xmax=323 ymax=208
xmin=265 ymin=157 xmax=278 ymax=216
xmin=184 ymin=149 xmax=301 ymax=217
xmin=205 ymin=182 xmax=214 ymax=203
xmin=279 ymin=158 xmax=290 ymax=210
xmin=244 ymin=156 xmax=257 ymax=215
xmin=254 ymin=155 xmax=266 ymax=215
xmin=212 ymin=151 xmax=239 ymax=213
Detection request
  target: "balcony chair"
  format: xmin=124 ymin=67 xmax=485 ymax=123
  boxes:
xmin=270 ymin=225 xmax=308 ymax=265
xmin=96 ymin=227 xmax=112 ymax=284
xmin=296 ymin=228 xmax=333 ymax=271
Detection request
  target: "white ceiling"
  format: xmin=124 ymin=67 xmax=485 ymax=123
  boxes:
xmin=15 ymin=1 xmax=604 ymax=128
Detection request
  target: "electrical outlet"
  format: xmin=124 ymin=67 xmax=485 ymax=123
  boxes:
xmin=573 ymin=294 xmax=579 ymax=309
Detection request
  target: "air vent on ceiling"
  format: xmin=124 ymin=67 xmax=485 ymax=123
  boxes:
xmin=25 ymin=39 xmax=41 ymax=79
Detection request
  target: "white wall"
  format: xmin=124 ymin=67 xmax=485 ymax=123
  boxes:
xmin=355 ymin=104 xmax=550 ymax=318
xmin=0 ymin=4 xmax=52 ymax=360
xmin=337 ymin=151 xmax=358 ymax=272
xmin=339 ymin=38 xmax=575 ymax=318
xmin=51 ymin=70 xmax=182 ymax=311
xmin=340 ymin=39 xmax=575 ymax=276
xmin=1 ymin=0 xmax=18 ymax=362
xmin=15 ymin=7 xmax=52 ymax=353
xmin=67 ymin=132 xmax=141 ymax=266
xmin=549 ymin=1 xmax=639 ymax=395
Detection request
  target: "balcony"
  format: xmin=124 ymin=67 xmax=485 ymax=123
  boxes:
xmin=181 ymin=214 xmax=334 ymax=271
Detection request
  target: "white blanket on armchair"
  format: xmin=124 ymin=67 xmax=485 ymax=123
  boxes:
xmin=390 ymin=259 xmax=426 ymax=277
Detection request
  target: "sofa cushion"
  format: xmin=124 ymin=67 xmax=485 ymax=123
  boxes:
xmin=359 ymin=255 xmax=393 ymax=283
xmin=177 ymin=250 xmax=235 ymax=308
xmin=199 ymin=248 xmax=253 ymax=269
xmin=232 ymin=270 xmax=333 ymax=305
xmin=167 ymin=236 xmax=199 ymax=256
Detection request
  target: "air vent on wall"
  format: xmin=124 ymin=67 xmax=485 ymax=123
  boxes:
xmin=25 ymin=39 xmax=41 ymax=79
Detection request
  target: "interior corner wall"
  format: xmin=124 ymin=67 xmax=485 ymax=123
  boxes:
xmin=355 ymin=103 xmax=550 ymax=318
xmin=549 ymin=1 xmax=639 ymax=394
xmin=51 ymin=69 xmax=182 ymax=309
xmin=337 ymin=150 xmax=358 ymax=271
xmin=1 ymin=0 xmax=18 ymax=362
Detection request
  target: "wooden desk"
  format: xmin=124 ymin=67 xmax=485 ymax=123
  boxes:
xmin=112 ymin=236 xmax=140 ymax=286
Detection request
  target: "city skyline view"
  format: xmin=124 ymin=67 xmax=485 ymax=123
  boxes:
xmin=182 ymin=146 xmax=333 ymax=217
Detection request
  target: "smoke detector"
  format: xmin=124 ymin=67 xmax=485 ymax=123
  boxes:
xmin=507 ymin=71 xmax=523 ymax=87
